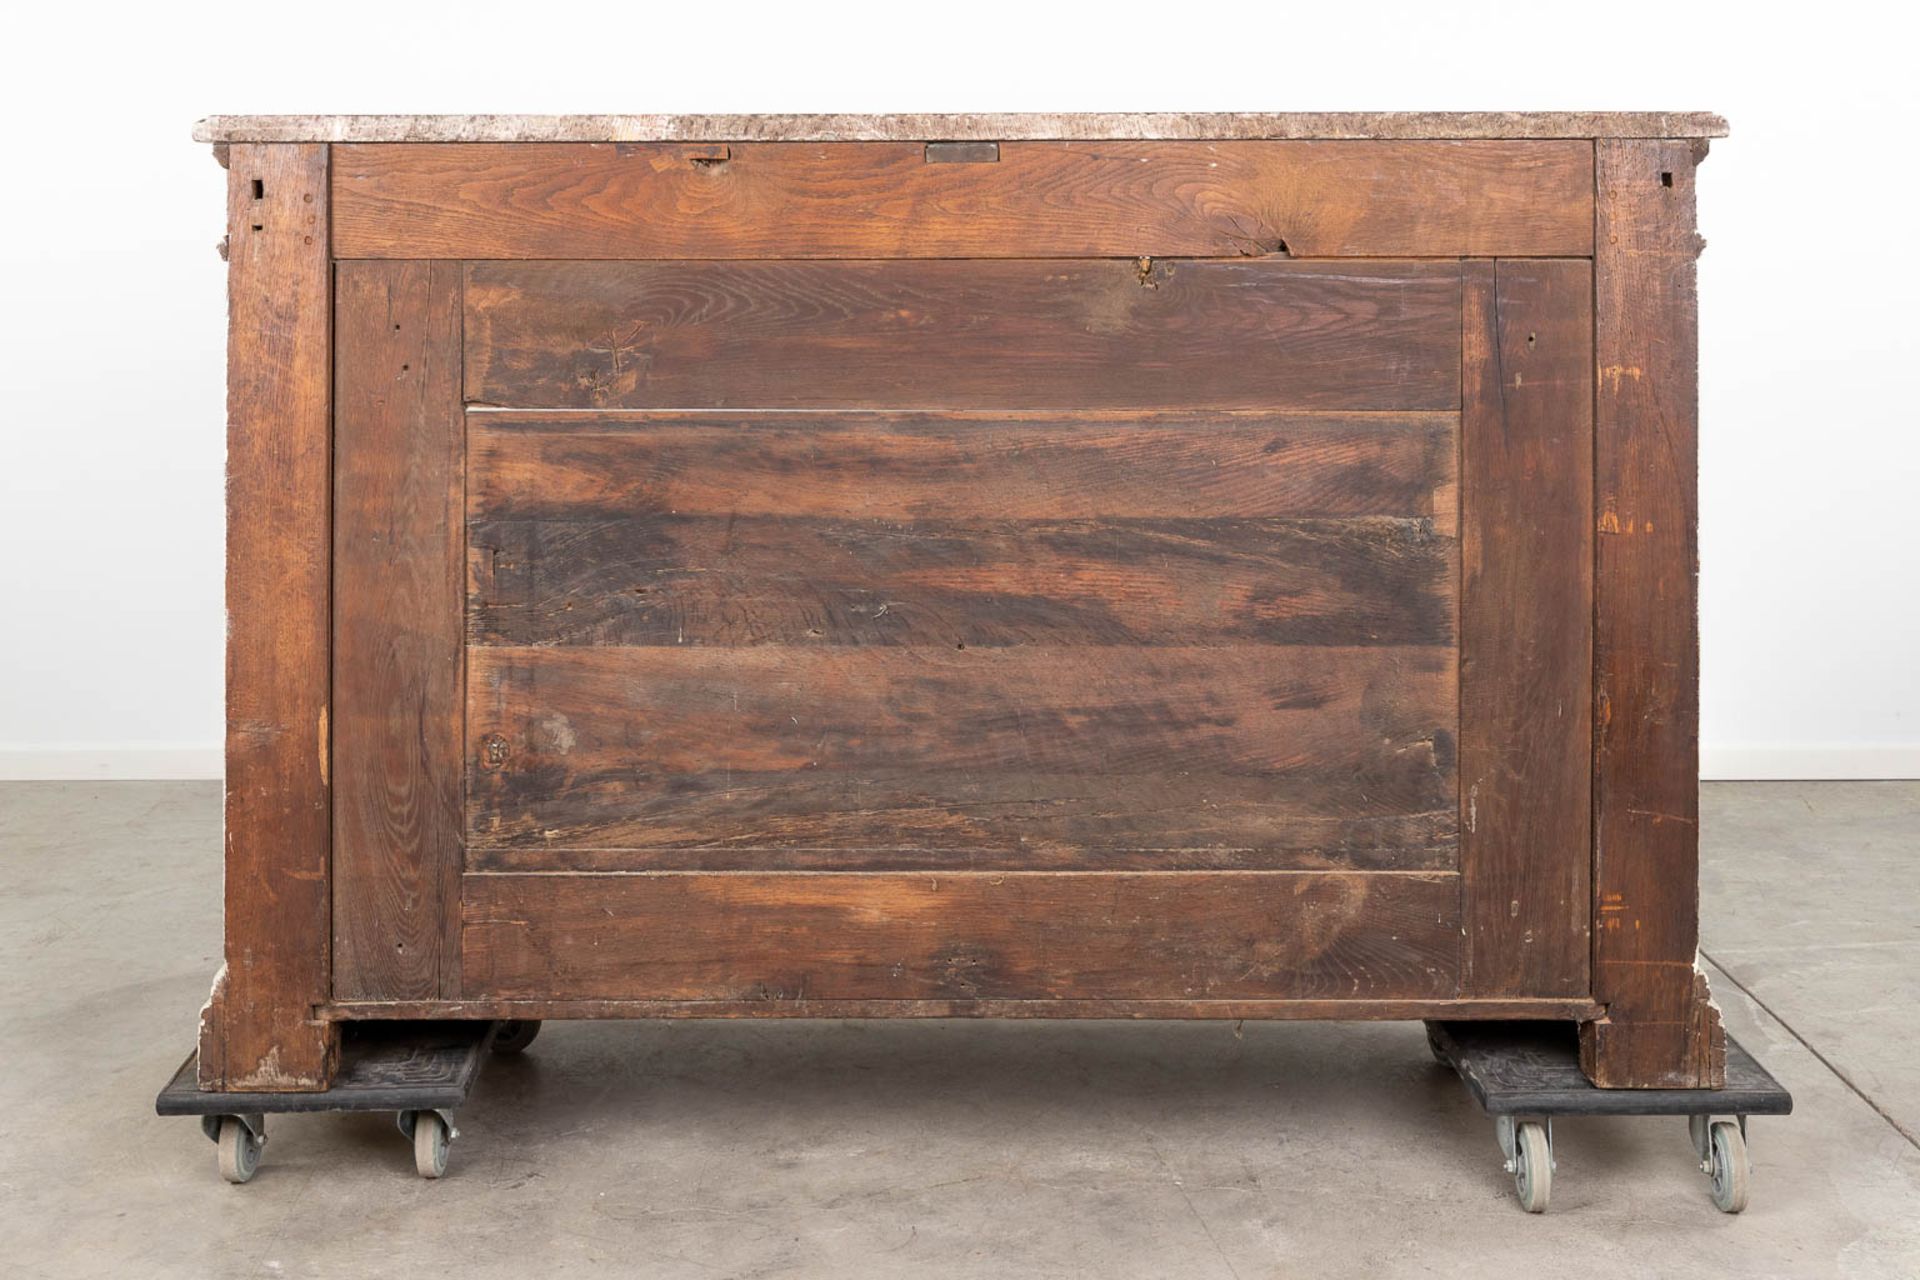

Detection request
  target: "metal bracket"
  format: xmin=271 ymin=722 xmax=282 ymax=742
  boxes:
xmin=395 ymin=1108 xmax=459 ymax=1142
xmin=1688 ymin=1113 xmax=1750 ymax=1172
xmin=199 ymin=1112 xmax=266 ymax=1145
xmin=1495 ymin=1114 xmax=1555 ymax=1173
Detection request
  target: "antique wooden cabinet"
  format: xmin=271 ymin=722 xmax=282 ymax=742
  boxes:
xmin=190 ymin=112 xmax=1728 ymax=1096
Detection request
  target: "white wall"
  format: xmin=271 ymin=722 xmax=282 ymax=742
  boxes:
xmin=2 ymin=0 xmax=1915 ymax=780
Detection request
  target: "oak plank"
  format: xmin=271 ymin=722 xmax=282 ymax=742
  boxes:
xmin=470 ymin=516 xmax=1453 ymax=649
xmin=466 ymin=645 xmax=1456 ymax=868
xmin=334 ymin=140 xmax=1593 ymax=259
xmin=1582 ymin=140 xmax=1725 ymax=1087
xmin=468 ymin=412 xmax=1459 ymax=524
xmin=459 ymin=871 xmax=1461 ymax=1001
xmin=462 ymin=259 xmax=1463 ymax=411
xmin=331 ymin=261 xmax=466 ymax=1001
xmin=1459 ymin=260 xmax=1594 ymax=998
xmin=201 ymin=144 xmax=338 ymax=1091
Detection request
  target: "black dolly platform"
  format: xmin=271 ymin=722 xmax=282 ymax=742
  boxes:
xmin=1427 ymin=1020 xmax=1793 ymax=1214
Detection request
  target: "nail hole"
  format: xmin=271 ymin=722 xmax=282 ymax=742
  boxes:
xmin=249 ymin=224 xmax=262 ymax=232
xmin=1660 ymin=171 xmax=1674 ymax=188
xmin=401 ymin=363 xmax=410 ymax=371
xmin=251 ymin=178 xmax=264 ymax=199
xmin=955 ymin=642 xmax=967 ymax=650
xmin=1527 ymin=332 xmax=1537 ymax=347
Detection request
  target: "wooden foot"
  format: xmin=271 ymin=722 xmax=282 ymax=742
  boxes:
xmin=1579 ymin=967 xmax=1726 ymax=1089
xmin=196 ymin=964 xmax=339 ymax=1092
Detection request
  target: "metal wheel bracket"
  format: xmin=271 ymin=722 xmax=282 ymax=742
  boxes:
xmin=395 ymin=1107 xmax=459 ymax=1143
xmin=200 ymin=1112 xmax=266 ymax=1145
xmin=1496 ymin=1114 xmax=1554 ymax=1174
xmin=1690 ymin=1113 xmax=1750 ymax=1173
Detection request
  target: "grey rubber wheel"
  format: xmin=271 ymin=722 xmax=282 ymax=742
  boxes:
xmin=217 ymin=1117 xmax=263 ymax=1185
xmin=491 ymin=1020 xmax=542 ymax=1055
xmin=1424 ymin=1023 xmax=1449 ymax=1065
xmin=411 ymin=1111 xmax=450 ymax=1179
xmin=1708 ymin=1120 xmax=1749 ymax=1214
xmin=1513 ymin=1121 xmax=1552 ymax=1213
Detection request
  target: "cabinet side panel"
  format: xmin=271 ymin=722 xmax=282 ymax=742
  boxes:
xmin=1583 ymin=139 xmax=1725 ymax=1087
xmin=1459 ymin=259 xmax=1594 ymax=996
xmin=201 ymin=143 xmax=338 ymax=1089
xmin=332 ymin=261 xmax=467 ymax=1000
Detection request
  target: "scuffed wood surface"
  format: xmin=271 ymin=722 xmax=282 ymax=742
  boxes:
xmin=203 ymin=144 xmax=338 ymax=1091
xmin=1582 ymin=139 xmax=1724 ymax=1088
xmin=459 ymin=871 xmax=1461 ymax=1001
xmin=331 ymin=261 xmax=466 ymax=1002
xmin=464 ymin=259 xmax=1463 ymax=411
xmin=194 ymin=111 xmax=1728 ymax=143
xmin=468 ymin=409 xmax=1457 ymax=650
xmin=1458 ymin=259 xmax=1593 ymax=998
xmin=332 ymin=140 xmax=1593 ymax=259
xmin=466 ymin=645 xmax=1457 ymax=869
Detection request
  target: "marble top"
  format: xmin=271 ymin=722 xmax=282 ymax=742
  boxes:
xmin=193 ymin=112 xmax=1728 ymax=144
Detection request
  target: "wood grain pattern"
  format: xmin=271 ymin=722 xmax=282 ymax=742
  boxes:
xmin=324 ymin=995 xmax=1604 ymax=1022
xmin=470 ymin=514 xmax=1454 ymax=649
xmin=468 ymin=412 xmax=1459 ymax=525
xmin=1582 ymin=140 xmax=1724 ymax=1087
xmin=334 ymin=140 xmax=1593 ymax=260
xmin=467 ymin=409 xmax=1457 ymax=650
xmin=459 ymin=871 xmax=1461 ymax=1001
xmin=201 ymin=144 xmax=338 ymax=1091
xmin=463 ymin=260 xmax=1463 ymax=411
xmin=331 ymin=261 xmax=466 ymax=1001
xmin=1458 ymin=260 xmax=1593 ymax=997
xmin=465 ymin=645 xmax=1456 ymax=869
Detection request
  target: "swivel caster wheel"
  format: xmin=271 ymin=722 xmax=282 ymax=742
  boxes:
xmin=1691 ymin=1115 xmax=1750 ymax=1214
xmin=1423 ymin=1021 xmax=1450 ymax=1066
xmin=397 ymin=1110 xmax=456 ymax=1179
xmin=491 ymin=1020 xmax=542 ymax=1055
xmin=1497 ymin=1115 xmax=1553 ymax=1213
xmin=209 ymin=1115 xmax=265 ymax=1184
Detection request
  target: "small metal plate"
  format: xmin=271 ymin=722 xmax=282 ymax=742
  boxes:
xmin=156 ymin=1021 xmax=492 ymax=1116
xmin=1432 ymin=1021 xmax=1792 ymax=1117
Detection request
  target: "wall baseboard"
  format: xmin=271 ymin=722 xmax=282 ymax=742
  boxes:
xmin=3 ymin=746 xmax=1915 ymax=783
xmin=0 ymin=746 xmax=223 ymax=781
xmin=1702 ymin=746 xmax=1920 ymax=781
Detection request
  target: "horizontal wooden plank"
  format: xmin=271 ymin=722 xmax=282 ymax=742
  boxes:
xmin=335 ymin=140 xmax=1593 ymax=259
xmin=463 ymin=260 xmax=1463 ymax=411
xmin=466 ymin=646 xmax=1457 ymax=866
xmin=470 ymin=516 xmax=1454 ymax=649
xmin=469 ymin=412 xmax=1458 ymax=524
xmin=459 ymin=872 xmax=1461 ymax=1001
xmin=325 ymin=995 xmax=1605 ymax=1021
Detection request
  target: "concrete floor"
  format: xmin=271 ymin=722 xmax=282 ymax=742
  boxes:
xmin=0 ymin=781 xmax=1915 ymax=1279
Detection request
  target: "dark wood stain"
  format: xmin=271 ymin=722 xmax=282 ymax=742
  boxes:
xmin=331 ymin=261 xmax=466 ymax=1002
xmin=460 ymin=871 xmax=1462 ymax=1002
xmin=462 ymin=259 xmax=1463 ymax=411
xmin=470 ymin=516 xmax=1453 ymax=649
xmin=464 ymin=645 xmax=1456 ymax=868
xmin=1582 ymin=140 xmax=1725 ymax=1088
xmin=334 ymin=140 xmax=1593 ymax=260
xmin=468 ymin=411 xmax=1459 ymax=524
xmin=1458 ymin=259 xmax=1594 ymax=998
xmin=203 ymin=143 xmax=339 ymax=1091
